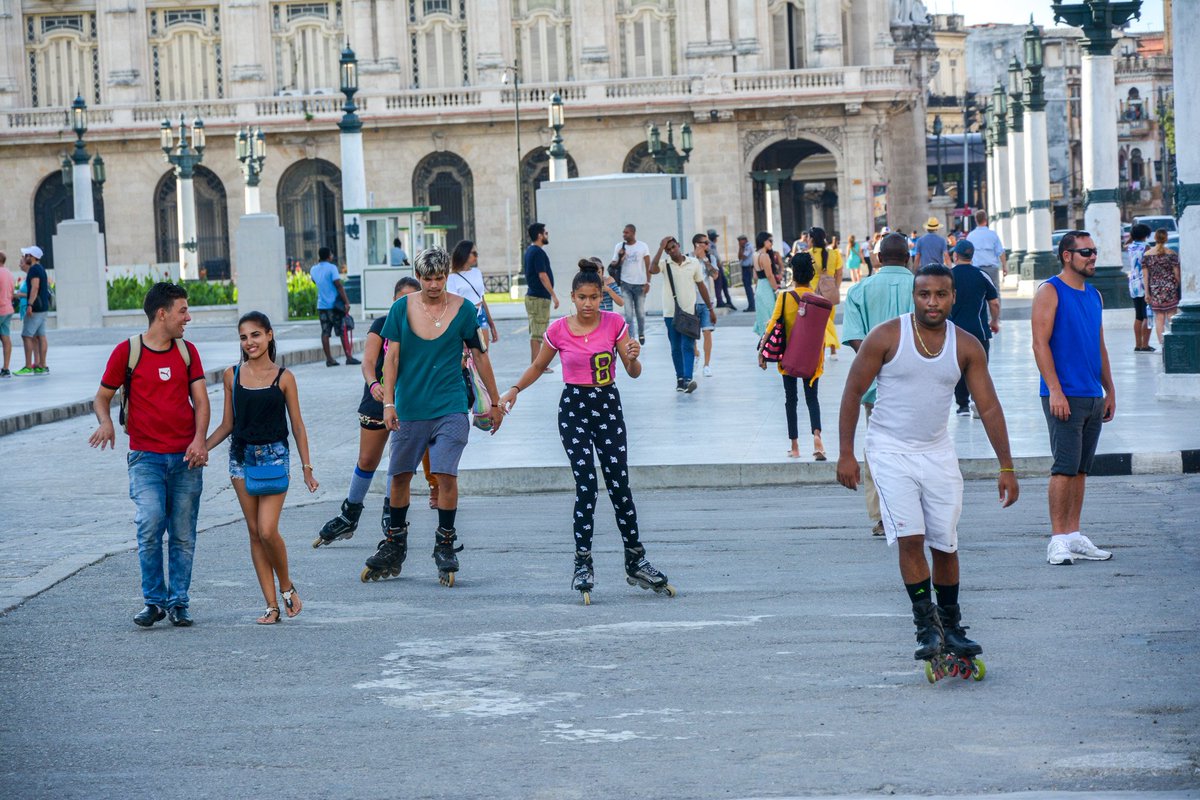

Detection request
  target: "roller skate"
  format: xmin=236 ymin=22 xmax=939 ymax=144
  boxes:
xmin=433 ymin=527 xmax=463 ymax=587
xmin=623 ymin=545 xmax=676 ymax=598
xmin=313 ymin=500 xmax=363 ymax=548
xmin=360 ymin=524 xmax=408 ymax=582
xmin=925 ymin=603 xmax=986 ymax=683
xmin=572 ymin=551 xmax=595 ymax=605
xmin=380 ymin=499 xmax=391 ymax=537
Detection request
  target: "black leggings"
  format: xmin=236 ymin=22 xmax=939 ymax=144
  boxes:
xmin=558 ymin=384 xmax=641 ymax=554
xmin=782 ymin=374 xmax=822 ymax=439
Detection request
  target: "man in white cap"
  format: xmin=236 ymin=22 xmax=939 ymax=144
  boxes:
xmin=15 ymin=246 xmax=50 ymax=376
xmin=914 ymin=216 xmax=949 ymax=267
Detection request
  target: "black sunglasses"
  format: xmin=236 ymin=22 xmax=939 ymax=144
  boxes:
xmin=1067 ymin=248 xmax=1098 ymax=257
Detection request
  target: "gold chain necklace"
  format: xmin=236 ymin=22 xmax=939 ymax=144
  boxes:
xmin=912 ymin=314 xmax=945 ymax=357
xmin=419 ymin=295 xmax=449 ymax=328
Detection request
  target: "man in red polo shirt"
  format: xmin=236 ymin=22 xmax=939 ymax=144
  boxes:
xmin=89 ymin=282 xmax=210 ymax=628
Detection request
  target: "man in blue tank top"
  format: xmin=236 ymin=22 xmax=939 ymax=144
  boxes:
xmin=1031 ymin=231 xmax=1116 ymax=566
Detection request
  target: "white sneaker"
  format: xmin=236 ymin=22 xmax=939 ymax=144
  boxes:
xmin=703 ymin=365 xmax=713 ymax=377
xmin=970 ymin=402 xmax=981 ymax=419
xmin=1047 ymin=537 xmax=1073 ymax=565
xmin=1068 ymin=534 xmax=1113 ymax=561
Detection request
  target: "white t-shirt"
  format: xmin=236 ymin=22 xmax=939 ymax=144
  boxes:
xmin=611 ymin=240 xmax=650 ymax=284
xmin=447 ymin=267 xmax=485 ymax=307
xmin=658 ymin=256 xmax=704 ymax=316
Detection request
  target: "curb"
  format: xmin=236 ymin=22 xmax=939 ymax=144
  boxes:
xmin=0 ymin=342 xmax=361 ymax=438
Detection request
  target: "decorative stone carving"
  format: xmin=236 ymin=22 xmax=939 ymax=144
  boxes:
xmin=742 ymin=125 xmax=843 ymax=161
xmin=890 ymin=0 xmax=930 ymax=26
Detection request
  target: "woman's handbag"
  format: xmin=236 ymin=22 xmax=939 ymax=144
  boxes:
xmin=233 ymin=363 xmax=290 ymax=496
xmin=780 ymin=293 xmax=834 ymax=380
xmin=244 ymin=464 xmax=290 ymax=496
xmin=464 ymin=353 xmax=493 ymax=431
xmin=757 ymin=292 xmax=797 ymax=362
xmin=665 ymin=260 xmax=701 ymax=340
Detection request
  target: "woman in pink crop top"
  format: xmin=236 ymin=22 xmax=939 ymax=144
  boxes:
xmin=499 ymin=259 xmax=676 ymax=604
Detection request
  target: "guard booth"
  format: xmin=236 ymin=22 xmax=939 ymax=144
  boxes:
xmin=343 ymin=206 xmax=444 ymax=318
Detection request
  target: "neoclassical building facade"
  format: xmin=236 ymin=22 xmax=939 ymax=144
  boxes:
xmin=0 ymin=0 xmax=933 ymax=279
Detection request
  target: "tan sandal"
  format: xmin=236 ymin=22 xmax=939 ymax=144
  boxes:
xmin=281 ymin=585 xmax=302 ymax=618
xmin=257 ymin=607 xmax=280 ymax=625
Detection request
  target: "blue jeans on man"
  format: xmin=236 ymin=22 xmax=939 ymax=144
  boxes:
xmin=663 ymin=318 xmax=696 ymax=382
xmin=128 ymin=451 xmax=203 ymax=610
xmin=620 ymin=282 xmax=647 ymax=340
xmin=740 ymin=266 xmax=756 ymax=311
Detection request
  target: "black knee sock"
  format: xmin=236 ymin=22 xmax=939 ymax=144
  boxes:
xmin=437 ymin=508 xmax=456 ymax=531
xmin=389 ymin=504 xmax=409 ymax=532
xmin=905 ymin=578 xmax=933 ymax=605
xmin=934 ymin=582 xmax=959 ymax=608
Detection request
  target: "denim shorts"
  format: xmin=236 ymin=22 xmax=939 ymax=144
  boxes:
xmin=388 ymin=413 xmax=469 ymax=477
xmin=695 ymin=302 xmax=715 ymax=331
xmin=0 ymin=313 xmax=11 ymax=337
xmin=229 ymin=440 xmax=290 ymax=481
xmin=22 ymin=311 xmax=47 ymax=338
xmin=1042 ymin=396 xmax=1104 ymax=476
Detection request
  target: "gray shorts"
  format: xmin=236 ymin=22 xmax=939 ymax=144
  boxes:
xmin=1042 ymin=395 xmax=1105 ymax=476
xmin=22 ymin=311 xmax=47 ymax=338
xmin=388 ymin=413 xmax=470 ymax=477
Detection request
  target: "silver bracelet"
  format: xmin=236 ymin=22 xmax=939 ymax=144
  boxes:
xmin=383 ymin=403 xmax=396 ymax=409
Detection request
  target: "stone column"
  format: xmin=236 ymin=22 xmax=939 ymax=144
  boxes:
xmin=1159 ymin=0 xmax=1200 ymax=394
xmin=993 ymin=109 xmax=1011 ymax=260
xmin=1023 ymin=52 xmax=1057 ymax=281
xmin=340 ymin=95 xmax=368 ymax=279
xmin=752 ymin=169 xmax=793 ymax=245
xmin=244 ymin=184 xmax=261 ymax=215
xmin=812 ymin=0 xmax=845 ymax=68
xmin=224 ymin=0 xmax=270 ymax=98
xmin=577 ymin=0 xmax=611 ymax=80
xmin=236 ymin=214 xmax=288 ymax=323
xmin=734 ymin=0 xmax=764 ymax=72
xmin=178 ymin=174 xmax=199 ymax=280
xmin=1006 ymin=88 xmax=1028 ymax=278
xmin=99 ymin=0 xmax=148 ymax=105
xmin=0 ymin=0 xmax=22 ymax=106
xmin=52 ymin=221 xmax=106 ymax=327
xmin=72 ymin=159 xmax=95 ymax=222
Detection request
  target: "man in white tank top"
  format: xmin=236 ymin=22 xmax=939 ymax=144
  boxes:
xmin=836 ymin=265 xmax=1019 ymax=666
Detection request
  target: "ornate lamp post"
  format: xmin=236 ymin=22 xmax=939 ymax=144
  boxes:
xmin=1007 ymin=56 xmax=1028 ymax=274
xmin=161 ymin=113 xmax=206 ymax=279
xmin=68 ymin=94 xmax=96 ymax=222
xmin=991 ymin=81 xmax=1012 ymax=259
xmin=501 ymin=62 xmax=523 ymax=283
xmin=646 ymin=120 xmax=693 ymax=174
xmin=339 ymin=43 xmax=367 ymax=276
xmin=1051 ymin=0 xmax=1143 ymax=308
xmin=932 ymin=114 xmax=946 ymax=196
xmin=547 ymin=92 xmax=568 ymax=182
xmin=237 ymin=127 xmax=267 ymax=214
xmin=1022 ymin=18 xmax=1056 ymax=279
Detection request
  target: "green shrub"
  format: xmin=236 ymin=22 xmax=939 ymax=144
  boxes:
xmin=288 ymin=270 xmax=317 ymax=319
xmin=106 ymin=272 xmax=316 ymax=317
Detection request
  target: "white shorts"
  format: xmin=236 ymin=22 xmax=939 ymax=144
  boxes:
xmin=867 ymin=449 xmax=963 ymax=553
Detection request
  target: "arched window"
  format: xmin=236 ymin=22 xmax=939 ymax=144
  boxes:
xmin=512 ymin=1 xmax=573 ymax=84
xmin=520 ymin=148 xmax=578 ymax=233
xmin=768 ymin=0 xmax=807 ymax=70
xmin=271 ymin=2 xmax=344 ymax=93
xmin=32 ymin=172 xmax=106 ymax=271
xmin=409 ymin=0 xmax=469 ymax=88
xmin=25 ymin=13 xmax=101 ymax=107
xmin=154 ymin=166 xmax=231 ymax=279
xmin=277 ymin=158 xmax=343 ymax=268
xmin=618 ymin=1 xmax=677 ymax=78
xmin=413 ymin=151 xmax=475 ymax=242
xmin=1129 ymin=147 xmax=1145 ymax=187
xmin=622 ymin=142 xmax=664 ymax=174
xmin=149 ymin=7 xmax=223 ymax=101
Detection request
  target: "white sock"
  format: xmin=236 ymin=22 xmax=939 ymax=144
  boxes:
xmin=1064 ymin=531 xmax=1082 ymax=542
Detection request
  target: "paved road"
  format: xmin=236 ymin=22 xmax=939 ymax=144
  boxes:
xmin=1 ymin=477 xmax=1196 ymax=799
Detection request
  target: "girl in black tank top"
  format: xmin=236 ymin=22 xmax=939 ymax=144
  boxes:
xmin=205 ymin=312 xmax=319 ymax=625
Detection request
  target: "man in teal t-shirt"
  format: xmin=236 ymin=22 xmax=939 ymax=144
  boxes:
xmin=840 ymin=233 xmax=915 ymax=537
xmin=364 ymin=247 xmax=504 ymax=587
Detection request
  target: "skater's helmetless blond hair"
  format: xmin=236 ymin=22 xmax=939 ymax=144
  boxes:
xmin=413 ymin=247 xmax=451 ymax=278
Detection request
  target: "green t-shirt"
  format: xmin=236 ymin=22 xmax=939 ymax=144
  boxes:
xmin=380 ymin=295 xmax=481 ymax=421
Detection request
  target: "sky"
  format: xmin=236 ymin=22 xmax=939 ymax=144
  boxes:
xmin=927 ymin=0 xmax=1165 ymax=32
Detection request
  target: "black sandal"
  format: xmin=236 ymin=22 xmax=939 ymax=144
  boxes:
xmin=281 ymin=585 xmax=302 ymax=618
xmin=257 ymin=607 xmax=280 ymax=625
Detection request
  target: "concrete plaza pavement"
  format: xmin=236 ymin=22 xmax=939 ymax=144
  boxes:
xmin=0 ymin=477 xmax=1197 ymax=798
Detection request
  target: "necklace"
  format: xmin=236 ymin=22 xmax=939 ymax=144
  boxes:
xmin=418 ymin=295 xmax=449 ymax=328
xmin=911 ymin=314 xmax=945 ymax=357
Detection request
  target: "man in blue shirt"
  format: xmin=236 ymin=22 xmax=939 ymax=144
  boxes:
xmin=841 ymin=233 xmax=915 ymax=536
xmin=948 ymin=239 xmax=1000 ymax=417
xmin=1031 ymin=230 xmax=1115 ymax=566
xmin=310 ymin=247 xmax=359 ymax=367
xmin=523 ymin=222 xmax=558 ymax=365
xmin=965 ymin=209 xmax=1007 ymax=290
xmin=914 ymin=217 xmax=949 ymax=267
xmin=15 ymin=246 xmax=51 ymax=376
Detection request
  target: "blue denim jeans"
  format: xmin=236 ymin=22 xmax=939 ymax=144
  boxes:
xmin=663 ymin=317 xmax=695 ymax=381
xmin=128 ymin=451 xmax=203 ymax=609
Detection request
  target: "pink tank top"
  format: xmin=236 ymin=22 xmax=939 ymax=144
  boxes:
xmin=544 ymin=311 xmax=628 ymax=386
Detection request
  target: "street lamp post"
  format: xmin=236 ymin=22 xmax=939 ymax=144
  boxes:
xmin=646 ymin=120 xmax=693 ymax=174
xmin=547 ymin=92 xmax=568 ymax=182
xmin=502 ymin=63 xmax=523 ymax=285
xmin=68 ymin=94 xmax=95 ymax=222
xmin=933 ymin=114 xmax=946 ymax=196
xmin=161 ymin=113 xmax=206 ymax=280
xmin=237 ymin=127 xmax=267 ymax=214
xmin=1007 ymin=56 xmax=1028 ymax=275
xmin=991 ymin=82 xmax=1011 ymax=259
xmin=1052 ymin=0 xmax=1143 ymax=308
xmin=1022 ymin=17 xmax=1057 ymax=280
xmin=339 ymin=43 xmax=368 ymax=280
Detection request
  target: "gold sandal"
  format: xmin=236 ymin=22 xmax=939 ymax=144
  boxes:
xmin=257 ymin=607 xmax=280 ymax=625
xmin=281 ymin=585 xmax=302 ymax=618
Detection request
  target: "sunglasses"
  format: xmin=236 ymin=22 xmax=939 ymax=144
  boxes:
xmin=1067 ymin=248 xmax=1098 ymax=257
